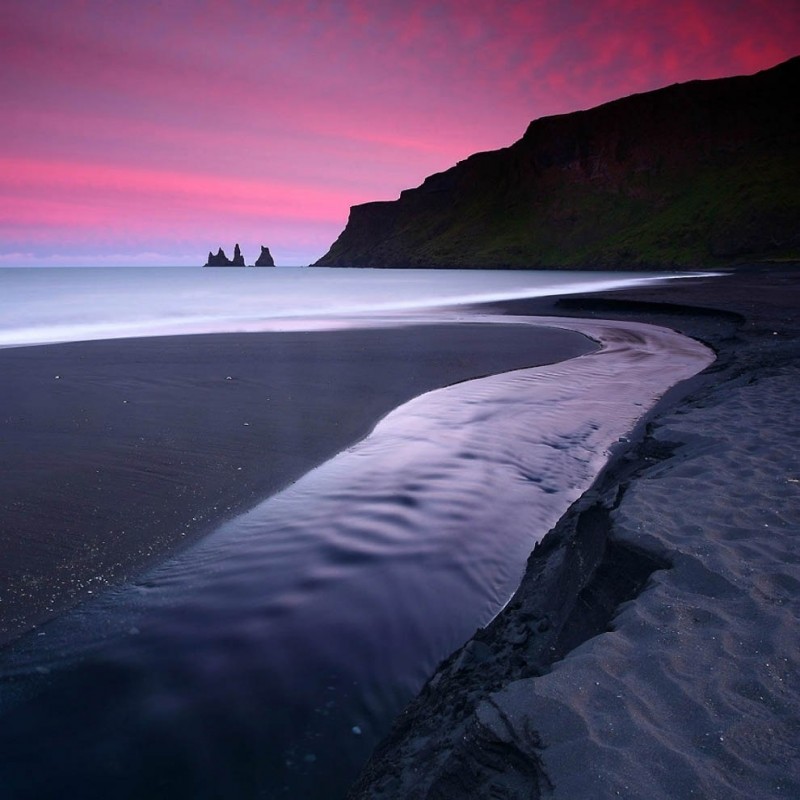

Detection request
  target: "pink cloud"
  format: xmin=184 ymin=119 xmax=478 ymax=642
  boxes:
xmin=1 ymin=0 xmax=798 ymax=264
xmin=0 ymin=157 xmax=353 ymax=225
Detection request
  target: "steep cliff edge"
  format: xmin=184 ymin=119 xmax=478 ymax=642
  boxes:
xmin=314 ymin=57 xmax=800 ymax=269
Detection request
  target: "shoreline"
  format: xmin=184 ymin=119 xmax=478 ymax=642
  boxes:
xmin=2 ymin=267 xmax=797 ymax=797
xmin=0 ymin=321 xmax=594 ymax=647
xmin=0 ymin=298 xmax=721 ymax=800
xmin=348 ymin=266 xmax=800 ymax=799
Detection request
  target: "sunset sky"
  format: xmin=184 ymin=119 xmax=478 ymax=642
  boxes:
xmin=2 ymin=1 xmax=798 ymax=266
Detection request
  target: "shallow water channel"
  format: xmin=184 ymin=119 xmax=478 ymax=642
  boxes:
xmin=0 ymin=315 xmax=712 ymax=799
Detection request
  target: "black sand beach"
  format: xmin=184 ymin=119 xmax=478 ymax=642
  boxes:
xmin=2 ymin=268 xmax=799 ymax=799
xmin=0 ymin=323 xmax=593 ymax=646
xmin=349 ymin=266 xmax=800 ymax=799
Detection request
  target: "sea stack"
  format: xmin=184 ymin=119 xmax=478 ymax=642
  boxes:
xmin=254 ymin=246 xmax=275 ymax=267
xmin=204 ymin=245 xmax=249 ymax=267
xmin=231 ymin=243 xmax=245 ymax=266
xmin=204 ymin=247 xmax=232 ymax=267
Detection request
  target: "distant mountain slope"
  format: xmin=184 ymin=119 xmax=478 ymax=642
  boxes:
xmin=314 ymin=57 xmax=800 ymax=269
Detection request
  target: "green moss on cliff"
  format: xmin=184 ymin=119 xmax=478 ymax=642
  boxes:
xmin=315 ymin=57 xmax=800 ymax=270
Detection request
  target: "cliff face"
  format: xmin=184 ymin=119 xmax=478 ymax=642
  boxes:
xmin=314 ymin=57 xmax=800 ymax=269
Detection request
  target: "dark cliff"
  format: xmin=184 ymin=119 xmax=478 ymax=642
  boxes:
xmin=314 ymin=57 xmax=800 ymax=270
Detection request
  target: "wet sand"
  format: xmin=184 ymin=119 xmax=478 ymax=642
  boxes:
xmin=3 ymin=267 xmax=799 ymax=799
xmin=0 ymin=322 xmax=593 ymax=646
xmin=349 ymin=266 xmax=800 ymax=799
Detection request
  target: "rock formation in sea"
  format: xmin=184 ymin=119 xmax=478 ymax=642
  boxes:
xmin=204 ymin=247 xmax=232 ymax=267
xmin=254 ymin=246 xmax=276 ymax=267
xmin=313 ymin=56 xmax=800 ymax=270
xmin=203 ymin=244 xmax=251 ymax=267
xmin=231 ymin=243 xmax=245 ymax=266
xmin=203 ymin=244 xmax=244 ymax=267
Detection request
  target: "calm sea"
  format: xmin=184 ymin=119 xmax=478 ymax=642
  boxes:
xmin=0 ymin=265 xmax=681 ymax=347
xmin=0 ymin=267 xmax=712 ymax=799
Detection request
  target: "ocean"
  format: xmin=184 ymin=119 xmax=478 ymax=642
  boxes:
xmin=0 ymin=266 xmax=713 ymax=799
xmin=1 ymin=265 xmax=683 ymax=347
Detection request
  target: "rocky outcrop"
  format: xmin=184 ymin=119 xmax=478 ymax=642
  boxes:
xmin=204 ymin=244 xmax=276 ymax=267
xmin=254 ymin=246 xmax=275 ymax=267
xmin=204 ymin=244 xmax=249 ymax=267
xmin=231 ymin=243 xmax=245 ymax=266
xmin=204 ymin=247 xmax=232 ymax=267
xmin=314 ymin=57 xmax=800 ymax=270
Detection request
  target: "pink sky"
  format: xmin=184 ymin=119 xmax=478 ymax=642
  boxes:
xmin=2 ymin=0 xmax=798 ymax=266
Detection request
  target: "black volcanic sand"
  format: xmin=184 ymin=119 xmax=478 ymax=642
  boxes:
xmin=0 ymin=322 xmax=594 ymax=646
xmin=349 ymin=267 xmax=800 ymax=799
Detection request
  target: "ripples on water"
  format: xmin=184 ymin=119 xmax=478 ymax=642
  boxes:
xmin=0 ymin=312 xmax=713 ymax=799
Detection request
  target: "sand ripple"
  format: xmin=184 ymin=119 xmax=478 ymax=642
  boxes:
xmin=493 ymin=365 xmax=800 ymax=799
